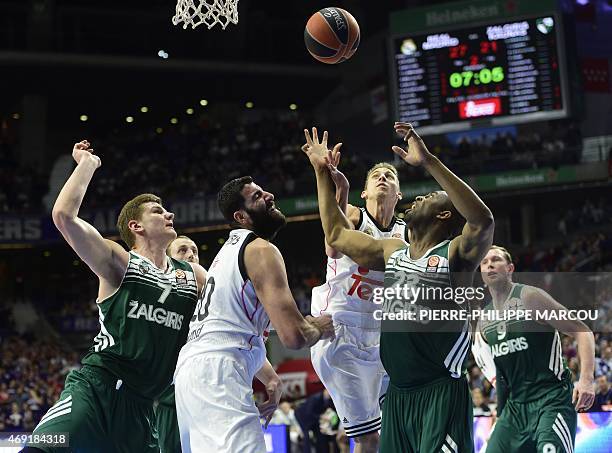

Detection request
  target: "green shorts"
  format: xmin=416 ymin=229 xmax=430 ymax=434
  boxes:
xmin=486 ymin=386 xmax=576 ymax=453
xmin=154 ymin=402 xmax=181 ymax=453
xmin=380 ymin=376 xmax=474 ymax=453
xmin=30 ymin=365 xmax=158 ymax=453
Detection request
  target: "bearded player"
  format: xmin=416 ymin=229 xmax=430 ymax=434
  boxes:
xmin=306 ymin=130 xmax=405 ymax=453
xmin=480 ymin=246 xmax=595 ymax=453
xmin=174 ymin=176 xmax=335 ymax=453
xmin=26 ymin=140 xmax=206 ymax=453
xmin=303 ymin=123 xmax=494 ymax=453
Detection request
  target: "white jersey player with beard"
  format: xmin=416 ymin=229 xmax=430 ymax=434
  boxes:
xmin=174 ymin=177 xmax=335 ymax=453
xmin=305 ymin=147 xmax=406 ymax=452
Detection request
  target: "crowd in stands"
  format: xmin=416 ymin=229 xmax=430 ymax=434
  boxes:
xmin=0 ymin=109 xmax=592 ymax=215
xmin=78 ymin=110 xmax=372 ymax=210
xmin=0 ymin=335 xmax=80 ymax=432
xmin=0 ymin=143 xmax=46 ymax=214
xmin=557 ymin=198 xmax=610 ymax=237
xmin=515 ymin=232 xmax=612 ymax=272
xmin=399 ymin=120 xmax=583 ymax=182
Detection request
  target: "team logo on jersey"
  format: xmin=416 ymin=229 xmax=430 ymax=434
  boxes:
xmin=139 ymin=263 xmax=150 ymax=275
xmin=363 ymin=227 xmax=374 ymax=237
xmin=491 ymin=336 xmax=528 ymax=357
xmin=175 ymin=269 xmax=188 ymax=285
xmin=505 ymin=297 xmax=524 ymax=310
xmin=229 ymin=233 xmax=240 ymax=245
xmin=127 ymin=300 xmax=184 ymax=330
xmin=426 ymin=255 xmax=440 ymax=272
xmin=349 ymin=266 xmax=383 ymax=301
xmin=392 ymin=232 xmax=403 ymax=238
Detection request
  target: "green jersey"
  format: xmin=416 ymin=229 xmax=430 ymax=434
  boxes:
xmin=157 ymin=386 xmax=175 ymax=406
xmin=482 ymin=283 xmax=570 ymax=402
xmin=381 ymin=240 xmax=471 ymax=388
xmin=81 ymin=251 xmax=199 ymax=400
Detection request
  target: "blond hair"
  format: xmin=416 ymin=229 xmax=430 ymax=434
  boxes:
xmin=364 ymin=162 xmax=398 ymax=191
xmin=116 ymin=194 xmax=162 ymax=249
xmin=491 ymin=245 xmax=513 ymax=264
xmin=166 ymin=235 xmax=193 ymax=256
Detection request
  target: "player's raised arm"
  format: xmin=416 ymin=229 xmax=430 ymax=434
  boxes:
xmin=323 ymin=144 xmax=360 ymax=259
xmin=302 ymin=128 xmax=405 ymax=271
xmin=393 ymin=122 xmax=494 ymax=270
xmin=52 ymin=140 xmax=128 ymax=283
xmin=522 ymin=286 xmax=596 ymax=411
xmin=245 ymin=238 xmax=335 ymax=349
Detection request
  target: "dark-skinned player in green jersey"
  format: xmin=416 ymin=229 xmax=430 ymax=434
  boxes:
xmin=301 ymin=123 xmax=494 ymax=453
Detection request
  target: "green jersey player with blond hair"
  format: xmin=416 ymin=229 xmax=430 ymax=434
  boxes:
xmin=25 ymin=140 xmax=206 ymax=453
xmin=479 ymin=246 xmax=595 ymax=453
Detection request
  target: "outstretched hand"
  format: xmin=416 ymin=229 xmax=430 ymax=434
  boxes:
xmin=391 ymin=122 xmax=433 ymax=167
xmin=301 ymin=127 xmax=342 ymax=170
xmin=72 ymin=140 xmax=101 ymax=168
xmin=325 ymin=148 xmax=349 ymax=193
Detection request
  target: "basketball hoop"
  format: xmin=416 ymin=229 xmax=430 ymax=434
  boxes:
xmin=172 ymin=0 xmax=239 ymax=30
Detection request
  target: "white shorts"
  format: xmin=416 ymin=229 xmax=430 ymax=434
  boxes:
xmin=311 ymin=323 xmax=388 ymax=438
xmin=174 ymin=349 xmax=266 ymax=453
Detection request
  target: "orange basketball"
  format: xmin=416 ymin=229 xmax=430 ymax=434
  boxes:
xmin=304 ymin=7 xmax=360 ymax=64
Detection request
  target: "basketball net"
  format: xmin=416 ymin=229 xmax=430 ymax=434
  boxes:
xmin=172 ymin=0 xmax=239 ymax=30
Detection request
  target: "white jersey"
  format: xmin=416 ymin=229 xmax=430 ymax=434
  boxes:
xmin=311 ymin=208 xmax=406 ymax=329
xmin=176 ymin=229 xmax=269 ymax=375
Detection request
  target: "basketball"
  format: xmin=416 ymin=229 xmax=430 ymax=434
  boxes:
xmin=304 ymin=7 xmax=360 ymax=64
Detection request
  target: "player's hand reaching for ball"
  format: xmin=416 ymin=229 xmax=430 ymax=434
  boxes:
xmin=72 ymin=140 xmax=101 ymax=169
xmin=307 ymin=314 xmax=336 ymax=341
xmin=392 ymin=122 xmax=434 ymax=167
xmin=302 ymin=127 xmax=342 ymax=171
xmin=573 ymin=377 xmax=595 ymax=412
xmin=325 ymin=148 xmax=349 ymax=194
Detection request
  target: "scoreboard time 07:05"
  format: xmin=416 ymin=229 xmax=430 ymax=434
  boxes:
xmin=393 ymin=16 xmax=566 ymax=132
xmin=448 ymin=66 xmax=505 ymax=88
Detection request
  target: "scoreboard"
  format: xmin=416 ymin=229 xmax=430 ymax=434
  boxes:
xmin=390 ymin=13 xmax=569 ymax=134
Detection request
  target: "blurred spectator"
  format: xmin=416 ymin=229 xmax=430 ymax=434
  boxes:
xmin=596 ymin=345 xmax=612 ymax=379
xmin=470 ymin=366 xmax=486 ymax=393
xmin=8 ymin=402 xmax=23 ymax=430
xmin=270 ymin=400 xmax=303 ymax=453
xmin=294 ymin=389 xmax=337 ymax=453
xmin=472 ymin=388 xmax=492 ymax=417
xmin=590 ymin=375 xmax=612 ymax=412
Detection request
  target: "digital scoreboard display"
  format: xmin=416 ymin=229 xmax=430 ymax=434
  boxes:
xmin=391 ymin=15 xmax=568 ymax=134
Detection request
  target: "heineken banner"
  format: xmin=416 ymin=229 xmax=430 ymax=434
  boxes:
xmin=390 ymin=0 xmax=557 ymax=34
xmin=0 ymin=163 xmax=606 ymax=244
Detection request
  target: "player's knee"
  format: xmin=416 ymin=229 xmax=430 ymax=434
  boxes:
xmin=353 ymin=431 xmax=379 ymax=447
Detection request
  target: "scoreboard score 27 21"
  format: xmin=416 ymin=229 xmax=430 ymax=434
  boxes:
xmin=391 ymin=15 xmax=568 ymax=134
